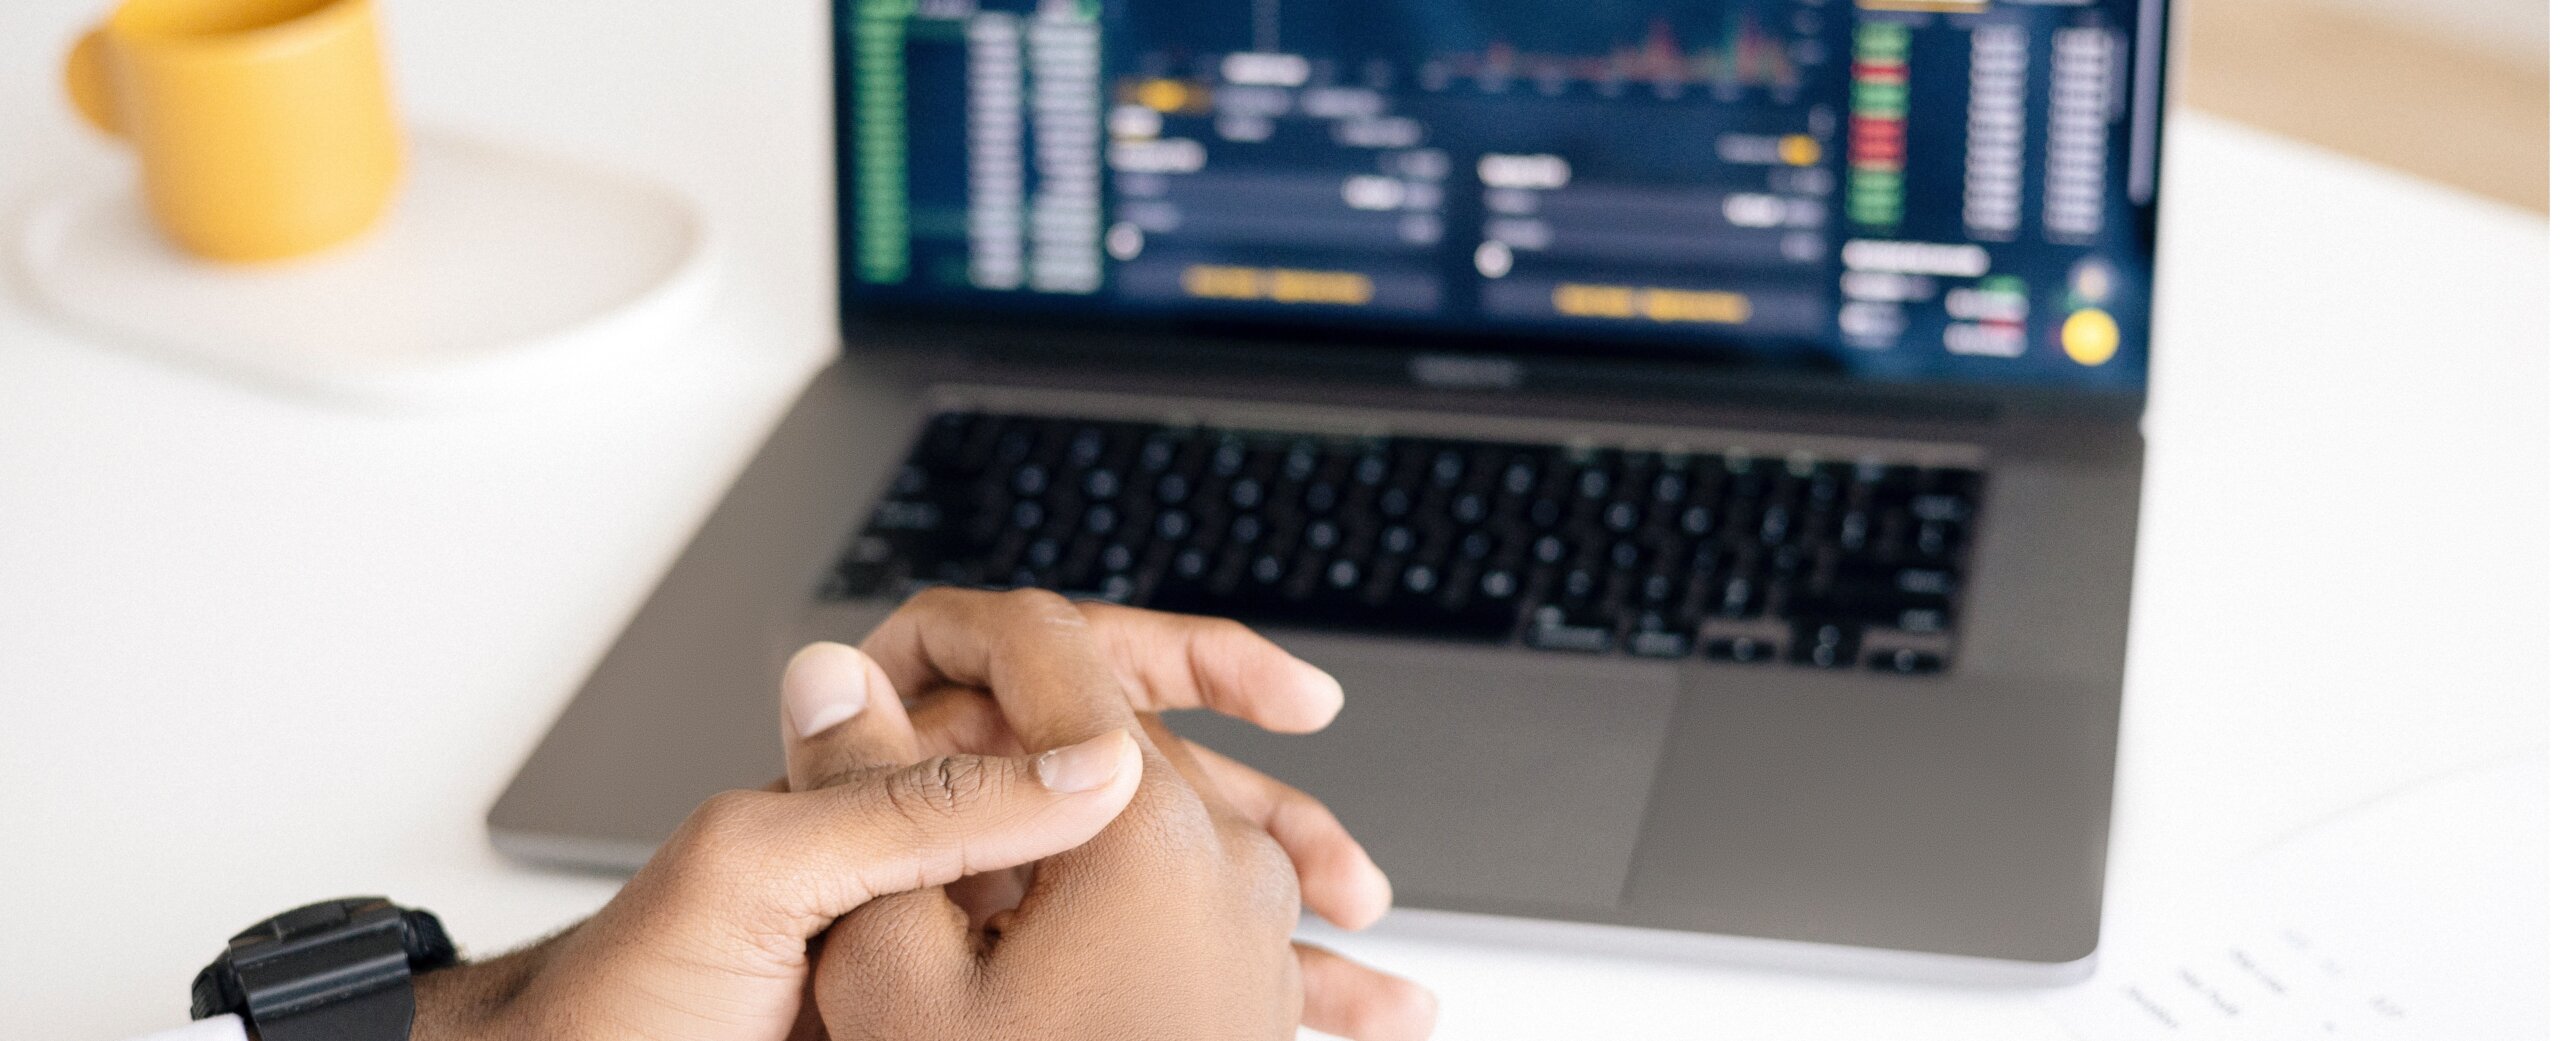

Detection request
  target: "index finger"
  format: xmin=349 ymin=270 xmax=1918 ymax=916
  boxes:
xmin=860 ymin=587 xmax=1141 ymax=751
xmin=1074 ymin=602 xmax=1345 ymax=734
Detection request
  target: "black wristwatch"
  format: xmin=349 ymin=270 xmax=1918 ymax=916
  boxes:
xmin=190 ymin=897 xmax=457 ymax=1041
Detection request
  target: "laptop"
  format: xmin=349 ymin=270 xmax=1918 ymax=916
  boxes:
xmin=492 ymin=0 xmax=2163 ymax=970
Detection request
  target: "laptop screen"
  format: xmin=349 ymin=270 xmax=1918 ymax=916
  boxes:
xmin=836 ymin=0 xmax=2164 ymax=395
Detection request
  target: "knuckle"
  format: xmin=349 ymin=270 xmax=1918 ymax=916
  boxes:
xmin=903 ymin=583 xmax=974 ymax=615
xmin=1238 ymin=828 xmax=1301 ymax=902
xmin=668 ymin=788 xmax=770 ymax=872
xmin=1206 ymin=615 xmax=1258 ymax=644
xmin=929 ymin=754 xmax=995 ymax=807
xmin=886 ymin=755 xmax=997 ymax=821
xmin=687 ymin=788 xmax=767 ymax=842
xmin=997 ymin=586 xmax=1081 ymax=624
xmin=1124 ymin=764 xmax=1218 ymax=838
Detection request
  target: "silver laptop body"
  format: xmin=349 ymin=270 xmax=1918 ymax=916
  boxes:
xmin=494 ymin=0 xmax=2165 ymax=969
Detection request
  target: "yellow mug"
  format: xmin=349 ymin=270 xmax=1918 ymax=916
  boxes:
xmin=64 ymin=0 xmax=402 ymax=263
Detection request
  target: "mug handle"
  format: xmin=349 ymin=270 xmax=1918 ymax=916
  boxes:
xmin=64 ymin=27 xmax=123 ymax=136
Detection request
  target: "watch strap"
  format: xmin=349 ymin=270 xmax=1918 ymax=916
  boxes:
xmin=191 ymin=898 xmax=453 ymax=1041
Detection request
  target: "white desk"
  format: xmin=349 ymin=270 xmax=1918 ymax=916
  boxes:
xmin=0 ymin=1 xmax=2545 ymax=1036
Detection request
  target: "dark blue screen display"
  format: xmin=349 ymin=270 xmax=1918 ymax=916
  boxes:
xmin=838 ymin=0 xmax=2162 ymax=392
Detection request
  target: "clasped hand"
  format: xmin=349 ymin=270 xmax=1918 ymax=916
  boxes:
xmin=414 ymin=588 xmax=1434 ymax=1041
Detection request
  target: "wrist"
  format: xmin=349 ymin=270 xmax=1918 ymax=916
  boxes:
xmin=408 ymin=963 xmax=507 ymax=1041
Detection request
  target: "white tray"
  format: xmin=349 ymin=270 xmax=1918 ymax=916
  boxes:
xmin=16 ymin=129 xmax=718 ymax=406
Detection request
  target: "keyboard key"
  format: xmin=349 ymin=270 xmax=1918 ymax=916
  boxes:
xmin=1430 ymin=449 xmax=1467 ymax=488
xmin=1173 ymin=547 xmax=1210 ymax=579
xmin=871 ymin=501 xmax=942 ymax=533
xmin=1527 ymin=605 xmax=1616 ymax=652
xmin=1500 ymin=459 xmax=1538 ymax=495
xmin=1210 ymin=441 xmax=1247 ymax=476
xmin=1530 ymin=534 xmax=1568 ymax=565
xmin=1527 ymin=497 xmax=1565 ymax=528
xmin=1099 ymin=542 xmax=1136 ymax=574
xmin=1451 ymin=492 xmax=1488 ymax=524
xmin=998 ymin=500 xmax=1043 ymax=533
xmin=1084 ymin=469 xmax=1121 ymax=500
xmin=1869 ymin=648 xmax=1945 ymax=675
xmin=1652 ymin=470 xmax=1687 ymax=503
xmin=1558 ymin=567 xmax=1600 ymax=602
xmin=1353 ymin=453 xmax=1390 ymax=486
xmin=1378 ymin=487 xmax=1413 ymax=518
xmin=1713 ymin=572 xmax=1763 ymax=619
xmin=1401 ymin=563 xmax=1439 ymax=596
xmin=1282 ymin=443 xmax=1321 ymax=481
xmin=1635 ymin=571 xmax=1678 ymax=607
xmin=1758 ymin=502 xmax=1793 ymax=545
xmin=1303 ymin=480 xmax=1340 ymax=513
xmin=1837 ymin=509 xmax=1871 ymax=552
xmin=829 ymin=535 xmax=896 ymax=597
xmin=1791 ymin=621 xmax=1861 ymax=669
xmin=1892 ymin=606 xmax=1950 ymax=633
xmin=1704 ymin=636 xmax=1778 ymax=663
xmin=1098 ymin=573 xmax=1136 ymax=602
xmin=1136 ymin=434 xmax=1178 ymax=472
xmin=1576 ymin=467 xmax=1611 ymax=500
xmin=992 ymin=428 xmax=1035 ymax=468
xmin=1626 ymin=614 xmax=1694 ymax=658
xmin=1607 ymin=540 xmax=1642 ymax=572
xmin=1250 ymin=553 xmax=1287 ymax=585
xmin=1325 ymin=559 xmax=1362 ymax=591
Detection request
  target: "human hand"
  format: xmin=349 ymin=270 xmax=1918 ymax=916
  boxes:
xmin=412 ymin=705 xmax=1142 ymax=1041
xmin=876 ymin=597 xmax=1402 ymax=945
xmin=406 ymin=588 xmax=1427 ymax=1041
xmin=794 ymin=588 xmax=1436 ymax=1041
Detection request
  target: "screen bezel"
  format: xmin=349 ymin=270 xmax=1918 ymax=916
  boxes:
xmin=827 ymin=0 xmax=2170 ymax=422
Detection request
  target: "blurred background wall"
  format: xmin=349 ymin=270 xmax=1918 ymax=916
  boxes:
xmin=2181 ymin=0 xmax=2547 ymax=210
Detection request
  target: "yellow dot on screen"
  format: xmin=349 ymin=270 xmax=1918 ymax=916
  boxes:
xmin=1137 ymin=79 xmax=1191 ymax=112
xmin=2062 ymin=308 xmax=2121 ymax=366
xmin=1779 ymin=135 xmax=1821 ymax=166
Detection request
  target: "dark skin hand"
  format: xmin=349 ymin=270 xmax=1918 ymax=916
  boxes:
xmin=799 ymin=590 xmax=1434 ymax=1041
xmin=408 ymin=589 xmax=1435 ymax=1041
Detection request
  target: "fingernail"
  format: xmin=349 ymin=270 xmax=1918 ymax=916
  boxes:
xmin=1036 ymin=731 xmax=1132 ymax=793
xmin=783 ymin=642 xmax=869 ymax=738
xmin=1299 ymin=662 xmax=1346 ymax=716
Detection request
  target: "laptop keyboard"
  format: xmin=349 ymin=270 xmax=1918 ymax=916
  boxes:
xmin=823 ymin=411 xmax=1981 ymax=676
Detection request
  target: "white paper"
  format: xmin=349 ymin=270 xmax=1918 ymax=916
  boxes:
xmin=2048 ymin=754 xmax=2547 ymax=1040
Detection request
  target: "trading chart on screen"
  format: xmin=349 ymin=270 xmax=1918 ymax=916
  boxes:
xmin=843 ymin=0 xmax=2159 ymax=390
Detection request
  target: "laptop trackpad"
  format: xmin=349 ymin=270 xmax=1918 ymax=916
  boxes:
xmin=1168 ymin=643 xmax=1680 ymax=913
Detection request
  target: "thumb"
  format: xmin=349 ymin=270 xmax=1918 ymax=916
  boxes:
xmin=669 ymin=730 xmax=1144 ymax=943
